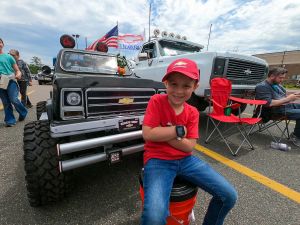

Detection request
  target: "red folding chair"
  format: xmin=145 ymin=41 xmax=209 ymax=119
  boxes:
xmin=205 ymin=78 xmax=267 ymax=156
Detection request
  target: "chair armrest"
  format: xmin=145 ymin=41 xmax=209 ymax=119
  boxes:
xmin=229 ymin=96 xmax=267 ymax=105
xmin=230 ymin=103 xmax=241 ymax=109
xmin=210 ymin=99 xmax=240 ymax=109
xmin=210 ymin=99 xmax=224 ymax=108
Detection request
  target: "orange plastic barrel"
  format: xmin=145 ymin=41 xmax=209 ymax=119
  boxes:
xmin=139 ymin=170 xmax=198 ymax=225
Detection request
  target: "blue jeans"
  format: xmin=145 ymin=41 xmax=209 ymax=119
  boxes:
xmin=141 ymin=156 xmax=238 ymax=225
xmin=0 ymin=80 xmax=28 ymax=125
xmin=285 ymin=103 xmax=300 ymax=138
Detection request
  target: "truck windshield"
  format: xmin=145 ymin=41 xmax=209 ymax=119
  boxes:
xmin=159 ymin=40 xmax=201 ymax=56
xmin=61 ymin=51 xmax=122 ymax=75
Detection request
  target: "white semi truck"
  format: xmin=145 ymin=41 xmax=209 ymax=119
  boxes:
xmin=132 ymin=31 xmax=268 ymax=111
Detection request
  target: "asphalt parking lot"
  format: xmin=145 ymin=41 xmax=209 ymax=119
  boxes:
xmin=0 ymin=84 xmax=299 ymax=225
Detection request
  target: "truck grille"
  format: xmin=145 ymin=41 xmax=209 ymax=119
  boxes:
xmin=226 ymin=59 xmax=267 ymax=84
xmin=86 ymin=88 xmax=156 ymax=118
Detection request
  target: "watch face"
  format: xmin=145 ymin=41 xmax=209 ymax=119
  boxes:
xmin=176 ymin=125 xmax=185 ymax=138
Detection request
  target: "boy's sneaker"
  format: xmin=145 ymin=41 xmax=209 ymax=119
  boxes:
xmin=290 ymin=132 xmax=300 ymax=147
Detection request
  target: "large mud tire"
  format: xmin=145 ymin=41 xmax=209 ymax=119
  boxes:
xmin=36 ymin=101 xmax=47 ymax=120
xmin=23 ymin=121 xmax=71 ymax=207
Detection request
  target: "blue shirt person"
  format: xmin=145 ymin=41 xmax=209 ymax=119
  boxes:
xmin=0 ymin=38 xmax=28 ymax=127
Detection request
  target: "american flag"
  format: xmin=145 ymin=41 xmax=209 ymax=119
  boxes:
xmin=87 ymin=25 xmax=118 ymax=50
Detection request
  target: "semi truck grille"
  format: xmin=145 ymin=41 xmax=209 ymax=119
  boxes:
xmin=226 ymin=59 xmax=267 ymax=84
xmin=86 ymin=88 xmax=156 ymax=118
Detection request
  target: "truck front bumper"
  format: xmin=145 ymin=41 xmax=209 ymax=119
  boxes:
xmin=50 ymin=115 xmax=144 ymax=138
xmin=57 ymin=130 xmax=143 ymax=172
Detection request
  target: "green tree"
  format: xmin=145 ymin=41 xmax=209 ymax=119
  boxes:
xmin=29 ymin=56 xmax=43 ymax=74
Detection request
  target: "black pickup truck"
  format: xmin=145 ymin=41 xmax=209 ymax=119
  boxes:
xmin=23 ymin=35 xmax=165 ymax=206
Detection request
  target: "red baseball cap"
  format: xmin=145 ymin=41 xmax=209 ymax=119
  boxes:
xmin=162 ymin=58 xmax=199 ymax=82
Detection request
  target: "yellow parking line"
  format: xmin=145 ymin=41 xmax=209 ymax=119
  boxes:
xmin=0 ymin=90 xmax=35 ymax=110
xmin=243 ymin=112 xmax=295 ymax=125
xmin=194 ymin=144 xmax=300 ymax=204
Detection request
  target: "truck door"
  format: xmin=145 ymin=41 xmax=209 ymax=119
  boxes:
xmin=135 ymin=42 xmax=162 ymax=81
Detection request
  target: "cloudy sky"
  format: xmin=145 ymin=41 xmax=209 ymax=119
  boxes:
xmin=1 ymin=0 xmax=300 ymax=66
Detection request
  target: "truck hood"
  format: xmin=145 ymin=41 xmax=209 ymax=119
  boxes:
xmin=169 ymin=51 xmax=267 ymax=65
xmin=54 ymin=74 xmax=165 ymax=89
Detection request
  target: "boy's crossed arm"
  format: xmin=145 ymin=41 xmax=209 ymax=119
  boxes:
xmin=142 ymin=125 xmax=197 ymax=153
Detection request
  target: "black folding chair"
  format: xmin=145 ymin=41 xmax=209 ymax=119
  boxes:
xmin=252 ymin=106 xmax=291 ymax=143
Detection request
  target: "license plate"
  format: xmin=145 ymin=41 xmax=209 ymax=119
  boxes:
xmin=44 ymin=78 xmax=52 ymax=81
xmin=119 ymin=118 xmax=139 ymax=131
xmin=108 ymin=150 xmax=122 ymax=164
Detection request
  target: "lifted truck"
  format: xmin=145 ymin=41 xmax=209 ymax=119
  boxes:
xmin=133 ymin=30 xmax=269 ymax=112
xmin=23 ymin=35 xmax=165 ymax=206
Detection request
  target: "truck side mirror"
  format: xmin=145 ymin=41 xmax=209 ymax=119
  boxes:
xmin=138 ymin=53 xmax=148 ymax=61
xmin=41 ymin=65 xmax=52 ymax=75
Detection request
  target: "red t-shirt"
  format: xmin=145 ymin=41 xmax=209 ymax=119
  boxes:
xmin=143 ymin=94 xmax=199 ymax=164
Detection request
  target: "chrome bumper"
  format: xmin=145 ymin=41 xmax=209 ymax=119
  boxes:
xmin=50 ymin=115 xmax=144 ymax=138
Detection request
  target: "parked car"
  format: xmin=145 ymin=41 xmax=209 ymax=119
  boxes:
xmin=31 ymin=74 xmax=37 ymax=80
xmin=23 ymin=34 xmax=165 ymax=207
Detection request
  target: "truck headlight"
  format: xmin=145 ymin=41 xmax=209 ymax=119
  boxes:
xmin=66 ymin=92 xmax=81 ymax=106
xmin=212 ymin=57 xmax=226 ymax=76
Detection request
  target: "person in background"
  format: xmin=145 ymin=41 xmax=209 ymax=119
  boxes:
xmin=0 ymin=38 xmax=27 ymax=127
xmin=9 ymin=49 xmax=33 ymax=108
xmin=255 ymin=67 xmax=300 ymax=147
xmin=141 ymin=58 xmax=237 ymax=225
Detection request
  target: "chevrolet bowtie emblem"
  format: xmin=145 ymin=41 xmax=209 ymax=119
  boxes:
xmin=244 ymin=68 xmax=252 ymax=75
xmin=118 ymin=97 xmax=134 ymax=104
xmin=174 ymin=61 xmax=187 ymax=66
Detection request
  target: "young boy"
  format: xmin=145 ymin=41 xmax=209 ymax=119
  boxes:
xmin=141 ymin=58 xmax=237 ymax=225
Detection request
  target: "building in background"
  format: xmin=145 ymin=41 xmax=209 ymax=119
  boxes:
xmin=254 ymin=50 xmax=300 ymax=80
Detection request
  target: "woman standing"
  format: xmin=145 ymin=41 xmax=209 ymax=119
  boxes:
xmin=9 ymin=49 xmax=33 ymax=108
xmin=0 ymin=38 xmax=27 ymax=127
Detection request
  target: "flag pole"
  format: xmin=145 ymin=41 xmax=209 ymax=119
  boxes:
xmin=148 ymin=3 xmax=151 ymax=42
xmin=207 ymin=23 xmax=212 ymax=51
xmin=117 ymin=21 xmax=120 ymax=55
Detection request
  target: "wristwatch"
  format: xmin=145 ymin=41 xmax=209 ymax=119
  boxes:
xmin=175 ymin=125 xmax=185 ymax=140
